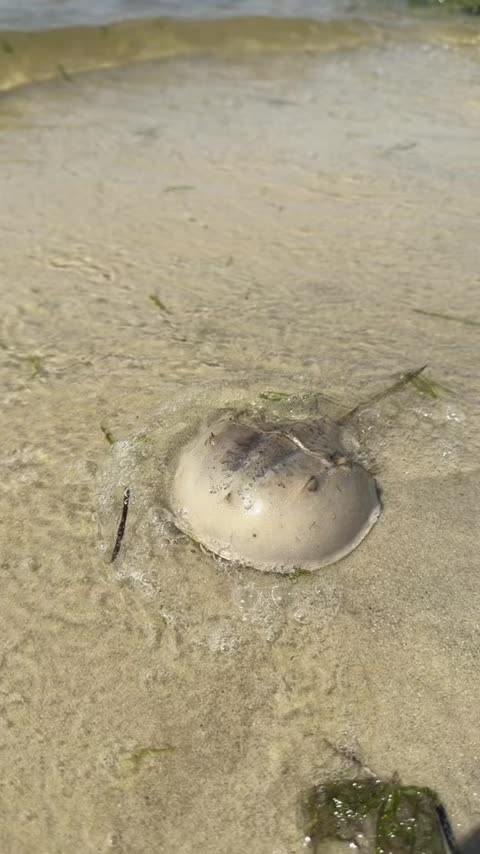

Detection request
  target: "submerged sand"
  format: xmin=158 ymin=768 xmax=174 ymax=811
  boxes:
xmin=1 ymin=22 xmax=480 ymax=854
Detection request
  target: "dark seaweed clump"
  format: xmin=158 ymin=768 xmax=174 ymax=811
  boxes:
xmin=304 ymin=779 xmax=458 ymax=853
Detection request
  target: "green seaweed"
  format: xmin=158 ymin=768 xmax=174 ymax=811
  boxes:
xmin=414 ymin=308 xmax=480 ymax=327
xmin=377 ymin=785 xmax=446 ymax=853
xmin=259 ymin=369 xmax=440 ymax=427
xmin=26 ymin=354 xmax=45 ymax=378
xmin=162 ymin=184 xmax=195 ymax=193
xmin=287 ymin=567 xmax=314 ymax=579
xmin=339 ymin=365 xmax=428 ymax=424
xmin=305 ymin=779 xmax=453 ymax=853
xmin=149 ymin=293 xmax=171 ymax=313
xmin=410 ymin=372 xmax=451 ymax=400
xmin=118 ymin=746 xmax=176 ymax=776
xmin=100 ymin=424 xmax=115 ymax=445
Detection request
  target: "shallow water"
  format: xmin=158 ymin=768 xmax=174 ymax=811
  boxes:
xmin=1 ymin=11 xmax=480 ymax=854
xmin=0 ymin=0 xmax=436 ymax=31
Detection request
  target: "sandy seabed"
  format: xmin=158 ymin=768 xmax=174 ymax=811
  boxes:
xmin=1 ymin=28 xmax=480 ymax=853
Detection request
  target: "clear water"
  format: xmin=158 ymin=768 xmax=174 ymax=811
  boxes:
xmin=0 ymin=0 xmax=429 ymax=31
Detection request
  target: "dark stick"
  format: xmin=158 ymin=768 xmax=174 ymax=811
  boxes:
xmin=436 ymin=802 xmax=460 ymax=854
xmin=110 ymin=487 xmax=130 ymax=563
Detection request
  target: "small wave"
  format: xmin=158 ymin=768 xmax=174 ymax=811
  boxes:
xmin=0 ymin=15 xmax=381 ymax=93
xmin=0 ymin=14 xmax=478 ymax=95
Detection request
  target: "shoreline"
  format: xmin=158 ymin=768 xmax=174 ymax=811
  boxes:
xmin=0 ymin=13 xmax=479 ymax=94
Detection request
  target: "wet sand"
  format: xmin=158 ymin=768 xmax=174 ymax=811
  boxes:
xmin=1 ymin=24 xmax=480 ymax=853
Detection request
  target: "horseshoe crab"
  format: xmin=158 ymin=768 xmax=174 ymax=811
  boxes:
xmin=169 ymin=412 xmax=381 ymax=573
xmin=101 ymin=367 xmax=427 ymax=573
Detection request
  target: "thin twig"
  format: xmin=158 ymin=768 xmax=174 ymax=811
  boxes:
xmin=110 ymin=487 xmax=130 ymax=563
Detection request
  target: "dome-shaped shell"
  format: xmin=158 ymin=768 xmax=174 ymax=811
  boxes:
xmin=170 ymin=416 xmax=381 ymax=573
